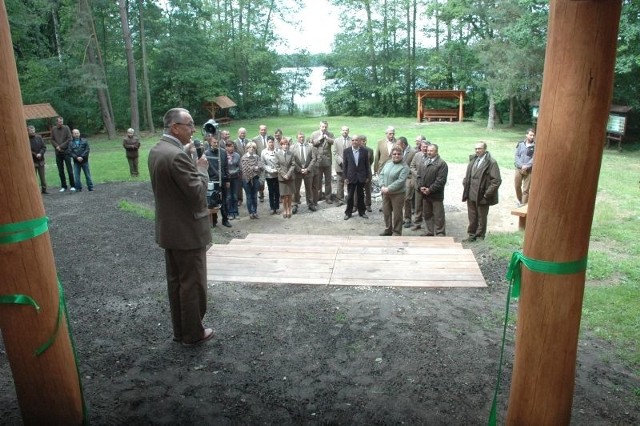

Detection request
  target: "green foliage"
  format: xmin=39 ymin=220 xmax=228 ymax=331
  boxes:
xmin=7 ymin=1 xmax=640 ymax=133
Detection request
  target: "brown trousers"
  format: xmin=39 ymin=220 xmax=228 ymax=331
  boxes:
xmin=164 ymin=248 xmax=207 ymax=344
xmin=383 ymin=191 xmax=405 ymax=235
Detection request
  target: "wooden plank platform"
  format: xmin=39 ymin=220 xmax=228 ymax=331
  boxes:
xmin=207 ymin=234 xmax=486 ymax=288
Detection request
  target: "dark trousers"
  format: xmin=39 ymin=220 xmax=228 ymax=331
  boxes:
xmin=73 ymin=161 xmax=93 ymax=191
xmin=466 ymin=201 xmax=490 ymax=238
xmin=226 ymin=178 xmax=240 ymax=216
xmin=314 ymin=164 xmax=332 ymax=201
xmin=266 ymin=177 xmax=280 ymax=211
xmin=55 ymin=153 xmax=75 ymax=189
xmin=345 ymin=181 xmax=365 ymax=216
xmin=294 ymin=173 xmax=314 ymax=206
xmin=242 ymin=176 xmax=260 ymax=215
xmin=422 ymin=197 xmax=446 ymax=236
xmin=35 ymin=165 xmax=47 ymax=191
xmin=164 ymin=247 xmax=207 ymax=344
xmin=127 ymin=156 xmax=139 ymax=176
xmin=335 ymin=172 xmax=345 ymax=201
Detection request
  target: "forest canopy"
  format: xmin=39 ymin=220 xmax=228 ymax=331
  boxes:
xmin=7 ymin=0 xmax=640 ymax=135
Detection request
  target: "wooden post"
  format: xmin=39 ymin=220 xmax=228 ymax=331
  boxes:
xmin=0 ymin=1 xmax=83 ymax=423
xmin=506 ymin=1 xmax=621 ymax=424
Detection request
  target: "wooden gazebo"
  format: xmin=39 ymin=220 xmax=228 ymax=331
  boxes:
xmin=23 ymin=103 xmax=59 ymax=139
xmin=203 ymin=95 xmax=236 ymax=125
xmin=416 ymin=90 xmax=465 ymax=122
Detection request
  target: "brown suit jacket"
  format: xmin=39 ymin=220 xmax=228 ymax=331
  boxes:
xmin=148 ymin=135 xmax=211 ymax=250
xmin=374 ymin=138 xmax=396 ymax=173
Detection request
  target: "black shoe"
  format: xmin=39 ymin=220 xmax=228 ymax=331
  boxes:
xmin=222 ymin=221 xmax=232 ymax=228
xmin=366 ymin=207 xmax=372 ymax=212
xmin=309 ymin=205 xmax=317 ymax=212
xmin=344 ymin=214 xmax=351 ymax=220
xmin=212 ymin=222 xmax=218 ymax=228
xmin=403 ymin=221 xmax=412 ymax=228
xmin=292 ymin=205 xmax=298 ymax=214
xmin=379 ymin=231 xmax=392 ymax=236
xmin=462 ymin=236 xmax=477 ymax=242
xmin=359 ymin=213 xmax=369 ymax=219
xmin=41 ymin=189 xmax=49 ymax=194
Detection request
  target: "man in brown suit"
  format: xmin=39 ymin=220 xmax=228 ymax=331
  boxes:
xmin=50 ymin=116 xmax=75 ymax=192
xmin=462 ymin=142 xmax=502 ymax=242
xmin=373 ymin=126 xmax=397 ymax=175
xmin=148 ymin=108 xmax=214 ymax=346
xmin=310 ymin=120 xmax=335 ymax=204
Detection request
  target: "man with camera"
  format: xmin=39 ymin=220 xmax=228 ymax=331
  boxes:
xmin=310 ymin=120 xmax=335 ymax=205
xmin=204 ymin=133 xmax=232 ymax=228
xmin=148 ymin=108 xmax=213 ymax=347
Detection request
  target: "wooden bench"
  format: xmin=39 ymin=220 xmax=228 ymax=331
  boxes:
xmin=422 ymin=109 xmax=459 ymax=122
xmin=511 ymin=204 xmax=528 ymax=230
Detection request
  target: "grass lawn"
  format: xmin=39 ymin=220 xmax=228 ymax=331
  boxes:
xmin=42 ymin=117 xmax=640 ymax=369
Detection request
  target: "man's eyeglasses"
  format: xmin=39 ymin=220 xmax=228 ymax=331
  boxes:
xmin=175 ymin=122 xmax=195 ymax=129
xmin=392 ymin=153 xmax=402 ymax=155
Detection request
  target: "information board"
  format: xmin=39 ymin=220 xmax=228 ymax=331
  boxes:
xmin=606 ymin=114 xmax=626 ymax=134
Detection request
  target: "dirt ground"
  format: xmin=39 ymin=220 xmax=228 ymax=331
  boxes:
xmin=1 ymin=165 xmax=638 ymax=424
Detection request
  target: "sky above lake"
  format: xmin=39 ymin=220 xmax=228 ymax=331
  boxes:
xmin=277 ymin=0 xmax=337 ymax=54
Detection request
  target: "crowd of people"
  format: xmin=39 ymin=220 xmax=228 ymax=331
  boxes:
xmin=182 ymin=120 xmax=539 ymax=242
xmin=28 ymin=116 xmax=536 ymax=242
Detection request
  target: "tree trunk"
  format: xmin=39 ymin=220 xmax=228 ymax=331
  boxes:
xmin=506 ymin=1 xmax=622 ymax=423
xmin=487 ymin=94 xmax=495 ymax=130
xmin=508 ymin=96 xmax=514 ymax=127
xmin=0 ymin=1 xmax=83 ymax=422
xmin=51 ymin=0 xmax=63 ymax=62
xmin=119 ymin=0 xmax=140 ymax=133
xmin=363 ymin=0 xmax=380 ymax=109
xmin=138 ymin=0 xmax=155 ymax=133
xmin=79 ymin=0 xmax=116 ymax=138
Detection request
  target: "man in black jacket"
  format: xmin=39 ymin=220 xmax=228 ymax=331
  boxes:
xmin=343 ymin=135 xmax=372 ymax=220
xmin=416 ymin=144 xmax=448 ymax=236
xmin=204 ymin=133 xmax=231 ymax=228
xmin=462 ymin=142 xmax=502 ymax=242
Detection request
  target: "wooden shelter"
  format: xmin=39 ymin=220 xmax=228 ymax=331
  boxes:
xmin=23 ymin=103 xmax=59 ymax=139
xmin=416 ymin=89 xmax=465 ymax=122
xmin=203 ymin=95 xmax=236 ymax=125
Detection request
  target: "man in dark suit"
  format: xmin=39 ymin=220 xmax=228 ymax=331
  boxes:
xmin=148 ymin=107 xmax=214 ymax=346
xmin=343 ymin=135 xmax=372 ymax=220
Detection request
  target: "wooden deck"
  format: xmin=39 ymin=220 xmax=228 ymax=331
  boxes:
xmin=206 ymin=234 xmax=486 ymax=288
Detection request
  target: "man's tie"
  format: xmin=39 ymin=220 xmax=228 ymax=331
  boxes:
xmin=301 ymin=145 xmax=306 ymax=163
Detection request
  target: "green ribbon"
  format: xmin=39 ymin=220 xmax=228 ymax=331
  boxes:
xmin=0 ymin=216 xmax=89 ymax=423
xmin=488 ymin=250 xmax=588 ymax=425
xmin=0 ymin=294 xmax=40 ymax=311
xmin=0 ymin=216 xmax=49 ymax=245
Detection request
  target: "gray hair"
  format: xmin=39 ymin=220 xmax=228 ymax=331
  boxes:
xmin=163 ymin=108 xmax=189 ymax=130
